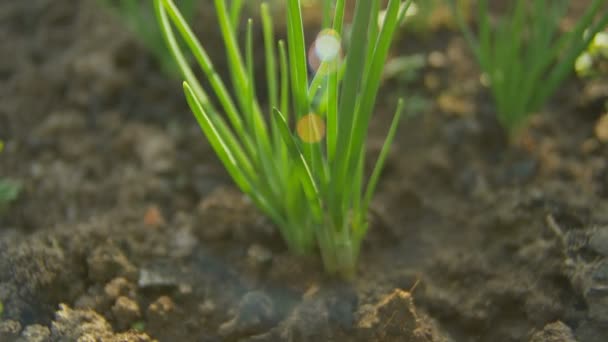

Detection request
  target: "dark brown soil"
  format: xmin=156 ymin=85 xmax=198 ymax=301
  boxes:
xmin=1 ymin=0 xmax=608 ymax=341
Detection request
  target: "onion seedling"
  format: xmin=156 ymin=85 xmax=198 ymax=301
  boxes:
xmin=155 ymin=0 xmax=411 ymax=278
xmin=451 ymin=0 xmax=608 ymax=133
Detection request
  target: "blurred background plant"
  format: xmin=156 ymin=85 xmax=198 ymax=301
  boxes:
xmin=451 ymin=0 xmax=608 ymax=135
xmin=98 ymin=0 xmax=198 ymax=76
xmin=576 ymin=30 xmax=608 ymax=143
xmin=576 ymin=30 xmax=608 ymax=78
xmin=400 ymin=0 xmax=472 ymax=33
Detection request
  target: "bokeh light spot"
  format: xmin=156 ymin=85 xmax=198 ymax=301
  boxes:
xmin=308 ymin=29 xmax=342 ymax=74
xmin=297 ymin=113 xmax=326 ymax=143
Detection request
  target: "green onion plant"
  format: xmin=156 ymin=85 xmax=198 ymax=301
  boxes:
xmin=155 ymin=0 xmax=412 ymax=278
xmin=451 ymin=0 xmax=608 ymax=133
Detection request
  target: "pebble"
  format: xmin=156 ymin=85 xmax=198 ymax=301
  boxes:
xmin=219 ymin=291 xmax=276 ymax=338
xmin=137 ymin=267 xmax=179 ymax=289
xmin=147 ymin=296 xmax=175 ymax=323
xmin=105 ymin=277 xmax=136 ymax=300
xmin=111 ymin=296 xmax=141 ymax=330
xmin=143 ymin=205 xmax=166 ymax=228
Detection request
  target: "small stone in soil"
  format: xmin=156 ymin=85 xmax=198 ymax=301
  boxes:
xmin=219 ymin=291 xmax=276 ymax=338
xmin=147 ymin=296 xmax=175 ymax=324
xmin=105 ymin=277 xmax=136 ymax=300
xmin=137 ymin=266 xmax=179 ymax=290
xmin=51 ymin=304 xmax=112 ymax=340
xmin=111 ymin=296 xmax=141 ymax=330
xmin=143 ymin=205 xmax=165 ymax=228
xmin=278 ymin=294 xmax=331 ymax=340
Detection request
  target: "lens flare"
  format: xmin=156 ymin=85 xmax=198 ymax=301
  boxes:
xmin=308 ymin=29 xmax=342 ymax=74
xmin=296 ymin=113 xmax=326 ymax=143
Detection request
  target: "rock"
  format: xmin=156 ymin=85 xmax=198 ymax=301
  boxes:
xmin=147 ymin=296 xmax=175 ymax=326
xmin=529 ymin=321 xmax=576 ymax=342
xmin=357 ymin=289 xmax=447 ymax=342
xmin=111 ymin=296 xmax=141 ymax=331
xmin=105 ymin=277 xmax=136 ymax=300
xmin=279 ymin=295 xmax=331 ymax=341
xmin=0 ymin=319 xmax=22 ymax=340
xmin=18 ymin=324 xmax=50 ymax=342
xmin=279 ymin=295 xmax=333 ymax=341
xmin=137 ymin=267 xmax=179 ymax=290
xmin=143 ymin=205 xmax=166 ymax=228
xmin=50 ymin=304 xmax=154 ymax=341
xmin=219 ymin=291 xmax=276 ymax=339
xmin=51 ymin=304 xmax=113 ymax=341
xmin=87 ymin=243 xmax=138 ymax=283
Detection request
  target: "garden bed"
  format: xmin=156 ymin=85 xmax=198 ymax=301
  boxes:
xmin=1 ymin=0 xmax=607 ymax=341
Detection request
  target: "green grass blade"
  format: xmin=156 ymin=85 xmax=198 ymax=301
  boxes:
xmin=333 ymin=0 xmax=346 ymax=32
xmin=286 ymin=0 xmax=310 ymax=119
xmin=332 ymin=0 xmax=374 ymax=177
xmin=230 ymin=0 xmax=244 ymax=30
xmin=246 ymin=19 xmax=256 ymax=129
xmin=155 ymin=0 xmax=212 ymax=111
xmin=159 ymin=0 xmax=254 ymax=153
xmin=340 ymin=0 xmax=405 ymax=187
xmin=278 ymin=40 xmax=290 ymax=121
xmin=183 ymin=82 xmax=253 ymax=193
xmin=261 ymin=3 xmax=278 ymax=111
xmin=322 ymin=0 xmax=332 ymax=28
xmin=272 ymin=108 xmax=322 ymax=219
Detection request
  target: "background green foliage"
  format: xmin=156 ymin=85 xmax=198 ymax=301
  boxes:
xmin=452 ymin=0 xmax=608 ymax=133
